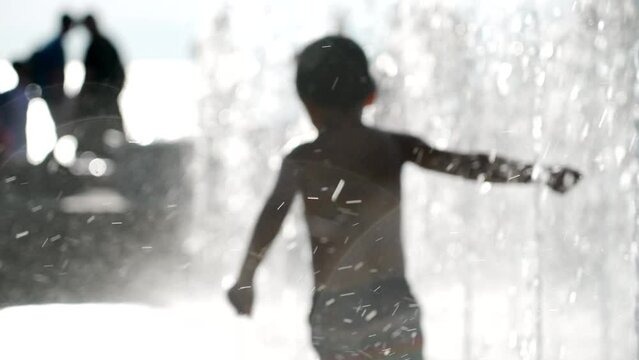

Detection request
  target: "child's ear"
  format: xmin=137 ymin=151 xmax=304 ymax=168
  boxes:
xmin=363 ymin=92 xmax=376 ymax=106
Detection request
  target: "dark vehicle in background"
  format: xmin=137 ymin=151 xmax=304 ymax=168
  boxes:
xmin=0 ymin=139 xmax=194 ymax=308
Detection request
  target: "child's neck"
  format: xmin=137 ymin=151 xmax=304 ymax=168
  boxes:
xmin=310 ymin=106 xmax=364 ymax=132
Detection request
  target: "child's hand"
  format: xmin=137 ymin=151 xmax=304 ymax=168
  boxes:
xmin=227 ymin=282 xmax=254 ymax=316
xmin=546 ymin=166 xmax=581 ymax=193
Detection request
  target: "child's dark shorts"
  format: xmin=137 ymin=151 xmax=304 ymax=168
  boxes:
xmin=309 ymin=277 xmax=424 ymax=360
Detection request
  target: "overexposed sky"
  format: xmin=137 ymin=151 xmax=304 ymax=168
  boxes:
xmin=0 ymin=0 xmax=218 ymax=61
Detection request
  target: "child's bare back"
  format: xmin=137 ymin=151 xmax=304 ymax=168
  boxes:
xmin=291 ymin=125 xmax=409 ymax=291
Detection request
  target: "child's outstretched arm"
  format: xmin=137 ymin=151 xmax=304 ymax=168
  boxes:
xmin=398 ymin=134 xmax=581 ymax=193
xmin=227 ymin=157 xmax=298 ymax=315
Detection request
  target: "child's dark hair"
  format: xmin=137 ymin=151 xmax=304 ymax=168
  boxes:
xmin=296 ymin=35 xmax=375 ymax=109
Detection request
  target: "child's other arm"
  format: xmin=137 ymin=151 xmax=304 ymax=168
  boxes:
xmin=227 ymin=157 xmax=298 ymax=315
xmin=399 ymin=135 xmax=581 ymax=193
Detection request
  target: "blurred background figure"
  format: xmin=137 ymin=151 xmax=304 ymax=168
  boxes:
xmin=0 ymin=61 xmax=32 ymax=162
xmin=73 ymin=14 xmax=126 ymax=157
xmin=29 ymin=14 xmax=73 ymax=125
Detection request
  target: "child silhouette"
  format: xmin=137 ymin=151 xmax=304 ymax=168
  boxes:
xmin=227 ymin=35 xmax=580 ymax=360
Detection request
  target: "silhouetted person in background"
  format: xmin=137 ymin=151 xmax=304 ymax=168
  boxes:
xmin=227 ymin=36 xmax=581 ymax=360
xmin=0 ymin=61 xmax=33 ymax=161
xmin=75 ymin=14 xmax=125 ymax=157
xmin=29 ymin=14 xmax=73 ymax=125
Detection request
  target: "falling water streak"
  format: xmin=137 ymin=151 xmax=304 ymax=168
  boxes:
xmin=460 ymin=11 xmax=476 ymax=360
xmin=633 ymin=31 xmax=639 ymax=360
xmin=526 ymin=4 xmax=543 ymax=360
xmin=635 ymin=153 xmax=639 ymax=360
xmin=597 ymin=10 xmax=611 ymax=360
xmin=630 ymin=17 xmax=639 ymax=360
xmin=462 ymin=253 xmax=474 ymax=360
xmin=635 ymin=58 xmax=639 ymax=360
xmin=461 ymin=136 xmax=477 ymax=360
xmin=528 ymin=100 xmax=544 ymax=356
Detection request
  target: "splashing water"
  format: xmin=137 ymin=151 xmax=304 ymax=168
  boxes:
xmin=194 ymin=0 xmax=639 ymax=359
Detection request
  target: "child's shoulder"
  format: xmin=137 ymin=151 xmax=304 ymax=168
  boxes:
xmin=368 ymin=127 xmax=426 ymax=148
xmin=284 ymin=141 xmax=316 ymax=161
